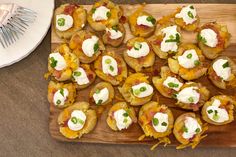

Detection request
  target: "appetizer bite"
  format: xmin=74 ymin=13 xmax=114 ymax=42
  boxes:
xmin=72 ymin=64 xmax=96 ymax=89
xmin=54 ymin=4 xmax=87 ymax=39
xmin=48 ymin=81 xmax=76 ymax=108
xmin=94 ymin=51 xmax=127 ymax=85
xmin=69 ymin=30 xmax=105 ymax=63
xmin=124 ymin=37 xmax=155 ymax=72
xmin=58 ymin=102 xmax=97 ymax=139
xmin=46 ymin=44 xmax=79 ymax=81
xmin=202 ymin=95 xmax=236 ymax=125
xmin=174 ymin=5 xmax=200 ymax=31
xmin=173 ymin=113 xmax=208 ymax=149
xmin=102 ymin=24 xmax=126 ymax=47
xmin=118 ymin=73 xmax=154 ymax=106
xmin=168 ymin=43 xmax=207 ymax=80
xmin=87 ymin=0 xmax=123 ymax=31
xmin=197 ymin=22 xmax=231 ymax=59
xmin=175 ymin=82 xmax=210 ymax=111
xmin=138 ymin=101 xmax=174 ymax=150
xmin=152 ymin=66 xmax=184 ymax=98
xmin=106 ymin=102 xmax=137 ymax=131
xmin=128 ymin=6 xmax=156 ymax=37
xmin=208 ymin=56 xmax=236 ymax=89
xmin=89 ymin=82 xmax=114 ymax=106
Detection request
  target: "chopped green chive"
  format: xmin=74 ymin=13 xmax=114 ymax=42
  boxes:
xmin=190 ymin=5 xmax=194 ymax=9
xmin=188 ymin=97 xmax=194 ymax=103
xmin=57 ymin=18 xmax=65 ymax=26
xmin=197 ymin=34 xmax=207 ymax=44
xmin=168 ymin=82 xmax=179 ymax=88
xmin=140 ymin=86 xmax=147 ymax=92
xmin=123 ymin=118 xmax=128 ymax=123
xmin=91 ymin=8 xmax=96 ymax=14
xmin=161 ymin=122 xmax=167 ymax=126
xmin=96 ymin=99 xmax=103 ymax=105
xmin=207 ymin=109 xmax=213 ymax=114
xmin=152 ymin=118 xmax=159 ymax=126
xmin=74 ymin=71 xmax=81 ymax=77
xmin=213 ymin=110 xmax=219 ymax=121
xmin=71 ymin=117 xmax=78 ymax=124
xmin=195 ymin=128 xmax=200 ymax=133
xmin=50 ymin=57 xmax=57 ymax=68
xmin=165 ymin=33 xmax=180 ymax=43
xmin=94 ymin=43 xmax=99 ymax=52
xmin=182 ymin=126 xmax=188 ymax=133
xmin=60 ymin=89 xmax=64 ymax=97
xmin=112 ymin=25 xmax=118 ymax=32
xmin=186 ymin=53 xmax=192 ymax=59
xmin=169 ymin=35 xmax=174 ymax=39
xmin=146 ymin=16 xmax=156 ymax=25
xmin=134 ymin=42 xmax=142 ymax=50
xmin=95 ymin=89 xmax=100 ymax=94
xmin=106 ymin=11 xmax=111 ymax=18
xmin=172 ymin=93 xmax=177 ymax=99
xmin=109 ymin=66 xmax=114 ymax=72
xmin=123 ymin=112 xmax=129 ymax=117
xmin=133 ymin=89 xmax=141 ymax=95
xmin=194 ymin=60 xmax=200 ymax=66
xmin=105 ymin=58 xmax=111 ymax=64
xmin=222 ymin=61 xmax=229 ymax=68
xmin=78 ymin=118 xmax=84 ymax=125
xmin=56 ymin=100 xmax=61 ymax=105
xmin=187 ymin=11 xmax=194 ymax=19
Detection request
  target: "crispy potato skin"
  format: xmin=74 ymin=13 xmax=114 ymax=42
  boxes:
xmin=54 ymin=4 xmax=87 ymax=39
xmin=69 ymin=30 xmax=105 ymax=63
xmin=124 ymin=37 xmax=155 ymax=72
xmin=106 ymin=102 xmax=137 ymax=131
xmin=208 ymin=56 xmax=236 ymax=89
xmin=173 ymin=112 xmax=208 ymax=149
xmin=138 ymin=101 xmax=174 ymax=138
xmin=89 ymin=82 xmax=114 ymax=106
xmin=87 ymin=0 xmax=123 ymax=31
xmin=202 ymin=95 xmax=235 ymax=125
xmin=94 ymin=51 xmax=127 ymax=86
xmin=102 ymin=24 xmax=126 ymax=47
xmin=58 ymin=102 xmax=97 ymax=139
xmin=48 ymin=81 xmax=77 ymax=108
xmin=198 ymin=22 xmax=231 ymax=59
xmin=118 ymin=73 xmax=154 ymax=106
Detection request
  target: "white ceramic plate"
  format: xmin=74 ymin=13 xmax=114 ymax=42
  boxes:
xmin=0 ymin=0 xmax=54 ymax=68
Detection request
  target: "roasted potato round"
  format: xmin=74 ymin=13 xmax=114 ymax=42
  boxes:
xmin=197 ymin=22 xmax=231 ymax=59
xmin=118 ymin=73 xmax=154 ymax=106
xmin=46 ymin=44 xmax=79 ymax=81
xmin=102 ymin=24 xmax=126 ymax=47
xmin=47 ymin=81 xmax=76 ymax=108
xmin=87 ymin=0 xmax=123 ymax=31
xmin=54 ymin=4 xmax=87 ymax=39
xmin=168 ymin=43 xmax=208 ymax=81
xmin=202 ymin=95 xmax=235 ymax=125
xmin=58 ymin=102 xmax=97 ymax=139
xmin=173 ymin=112 xmax=208 ymax=149
xmin=208 ymin=56 xmax=236 ymax=89
xmin=106 ymin=102 xmax=137 ymax=131
xmin=94 ymin=51 xmax=127 ymax=86
xmin=152 ymin=66 xmax=184 ymax=98
xmin=89 ymin=82 xmax=114 ymax=106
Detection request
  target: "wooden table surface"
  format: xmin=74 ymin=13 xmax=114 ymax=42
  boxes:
xmin=0 ymin=0 xmax=236 ymax=157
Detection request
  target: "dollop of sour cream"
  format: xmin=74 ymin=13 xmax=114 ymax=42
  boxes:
xmin=82 ymin=36 xmax=99 ymax=57
xmin=93 ymin=88 xmax=109 ymax=105
xmin=175 ymin=5 xmax=197 ymax=25
xmin=182 ymin=117 xmax=202 ymax=139
xmin=137 ymin=15 xmax=154 ymax=27
xmin=213 ymin=59 xmax=231 ymax=81
xmin=114 ymin=109 xmax=132 ymax=130
xmin=102 ymin=55 xmax=118 ymax=76
xmin=152 ymin=112 xmax=169 ymax=133
xmin=53 ymin=88 xmax=69 ymax=106
xmin=127 ymin=42 xmax=150 ymax=58
xmin=56 ymin=14 xmax=74 ymax=31
xmin=161 ymin=25 xmax=180 ymax=52
xmin=177 ymin=86 xmax=200 ymax=104
xmin=131 ymin=82 xmax=153 ymax=98
xmin=178 ymin=49 xmax=200 ymax=69
xmin=163 ymin=76 xmax=183 ymax=91
xmin=106 ymin=28 xmax=123 ymax=39
xmin=49 ymin=52 xmax=67 ymax=71
xmin=72 ymin=67 xmax=89 ymax=85
xmin=68 ymin=110 xmax=86 ymax=131
xmin=200 ymin=29 xmax=218 ymax=47
xmin=92 ymin=6 xmax=110 ymax=21
xmin=206 ymin=99 xmax=229 ymax=123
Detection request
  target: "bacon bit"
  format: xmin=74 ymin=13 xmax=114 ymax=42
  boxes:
xmin=53 ymin=70 xmax=62 ymax=79
xmin=153 ymin=39 xmax=162 ymax=45
xmin=159 ymin=108 xmax=166 ymax=113
xmin=137 ymin=24 xmax=150 ymax=29
xmin=64 ymin=4 xmax=77 ymax=15
xmin=138 ymin=56 xmax=145 ymax=63
xmin=119 ymin=16 xmax=127 ymax=24
xmin=190 ymin=104 xmax=199 ymax=111
xmin=127 ymin=45 xmax=132 ymax=50
xmin=210 ymin=71 xmax=222 ymax=81
xmin=87 ymin=73 xmax=94 ymax=80
xmin=62 ymin=119 xmax=70 ymax=127
xmin=118 ymin=67 xmax=122 ymax=74
xmin=153 ymin=69 xmax=159 ymax=76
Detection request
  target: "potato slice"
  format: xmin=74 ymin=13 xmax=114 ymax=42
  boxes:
xmin=58 ymin=102 xmax=97 ymax=139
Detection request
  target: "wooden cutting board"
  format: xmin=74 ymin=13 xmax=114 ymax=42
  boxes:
xmin=50 ymin=4 xmax=236 ymax=147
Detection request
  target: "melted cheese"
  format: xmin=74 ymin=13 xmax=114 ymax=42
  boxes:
xmin=82 ymin=36 xmax=99 ymax=57
xmin=68 ymin=110 xmax=86 ymax=131
xmin=102 ymin=55 xmax=118 ymax=76
xmin=178 ymin=49 xmax=200 ymax=69
xmin=92 ymin=88 xmax=109 ymax=105
xmin=127 ymin=42 xmax=150 ymax=58
xmin=163 ymin=76 xmax=183 ymax=91
xmin=137 ymin=15 xmax=154 ymax=27
xmin=177 ymin=86 xmax=200 ymax=104
xmin=213 ymin=59 xmax=231 ymax=81
xmin=56 ymin=14 xmax=74 ymax=31
xmin=53 ymin=88 xmax=69 ymax=106
xmin=131 ymin=82 xmax=153 ymax=98
xmin=175 ymin=5 xmax=197 ymax=25
xmin=152 ymin=112 xmax=169 ymax=133
xmin=114 ymin=109 xmax=132 ymax=130
xmin=92 ymin=6 xmax=110 ymax=21
xmin=200 ymin=29 xmax=218 ymax=47
xmin=182 ymin=117 xmax=202 ymax=139
xmin=49 ymin=52 xmax=67 ymax=71
xmin=72 ymin=67 xmax=89 ymax=85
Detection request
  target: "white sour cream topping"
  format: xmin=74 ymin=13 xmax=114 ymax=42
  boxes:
xmin=72 ymin=67 xmax=89 ymax=85
xmin=68 ymin=110 xmax=86 ymax=131
xmin=49 ymin=52 xmax=67 ymax=71
xmin=200 ymin=29 xmax=218 ymax=47
xmin=82 ymin=36 xmax=99 ymax=57
xmin=106 ymin=28 xmax=123 ymax=39
xmin=182 ymin=117 xmax=202 ymax=139
xmin=213 ymin=59 xmax=231 ymax=81
xmin=127 ymin=42 xmax=150 ymax=58
xmin=177 ymin=86 xmax=200 ymax=104
xmin=114 ymin=109 xmax=132 ymax=130
xmin=161 ymin=25 xmax=180 ymax=52
xmin=163 ymin=76 xmax=183 ymax=91
xmin=178 ymin=49 xmax=199 ymax=69
xmin=102 ymin=55 xmax=118 ymax=76
xmin=53 ymin=88 xmax=69 ymax=106
xmin=92 ymin=87 xmax=109 ymax=105
xmin=152 ymin=112 xmax=169 ymax=133
xmin=137 ymin=15 xmax=154 ymax=27
xmin=131 ymin=82 xmax=153 ymax=98
xmin=56 ymin=14 xmax=74 ymax=31
xmin=206 ymin=99 xmax=229 ymax=123
xmin=92 ymin=6 xmax=110 ymax=21
xmin=175 ymin=5 xmax=197 ymax=25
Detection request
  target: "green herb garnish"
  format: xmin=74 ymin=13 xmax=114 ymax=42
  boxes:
xmin=123 ymin=112 xmax=129 ymax=117
xmin=57 ymin=18 xmax=65 ymax=26
xmin=168 ymin=82 xmax=179 ymax=88
xmin=71 ymin=117 xmax=78 ymax=124
xmin=91 ymin=8 xmax=96 ymax=14
xmin=60 ymin=89 xmax=64 ymax=97
xmin=222 ymin=61 xmax=229 ymax=68
xmin=134 ymin=42 xmax=142 ymax=50
xmin=74 ymin=71 xmax=81 ymax=77
xmin=56 ymin=100 xmax=61 ymax=105
xmin=95 ymin=89 xmax=100 ymax=94
xmin=195 ymin=128 xmax=200 ymax=133
xmin=213 ymin=110 xmax=219 ymax=121
xmin=197 ymin=34 xmax=207 ymax=44
xmin=186 ymin=53 xmax=192 ymax=59
xmin=106 ymin=11 xmax=111 ymax=18
xmin=109 ymin=66 xmax=114 ymax=72
xmin=190 ymin=6 xmax=194 ymax=9
xmin=123 ymin=118 xmax=128 ymax=123
xmin=207 ymin=109 xmax=213 ymax=114
xmin=146 ymin=16 xmax=156 ymax=25
xmin=94 ymin=43 xmax=99 ymax=52
xmin=187 ymin=11 xmax=194 ymax=19
xmin=50 ymin=57 xmax=57 ymax=68
xmin=152 ymin=118 xmax=159 ymax=126
xmin=112 ymin=25 xmax=118 ymax=32
xmin=161 ymin=122 xmax=167 ymax=126
xmin=140 ymin=86 xmax=147 ymax=92
xmin=133 ymin=89 xmax=141 ymax=95
xmin=194 ymin=60 xmax=200 ymax=66
xmin=188 ymin=97 xmax=194 ymax=103
xmin=105 ymin=58 xmax=111 ymax=64
xmin=165 ymin=33 xmax=180 ymax=43
xmin=78 ymin=118 xmax=84 ymax=125
xmin=182 ymin=126 xmax=188 ymax=133
xmin=96 ymin=99 xmax=103 ymax=105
